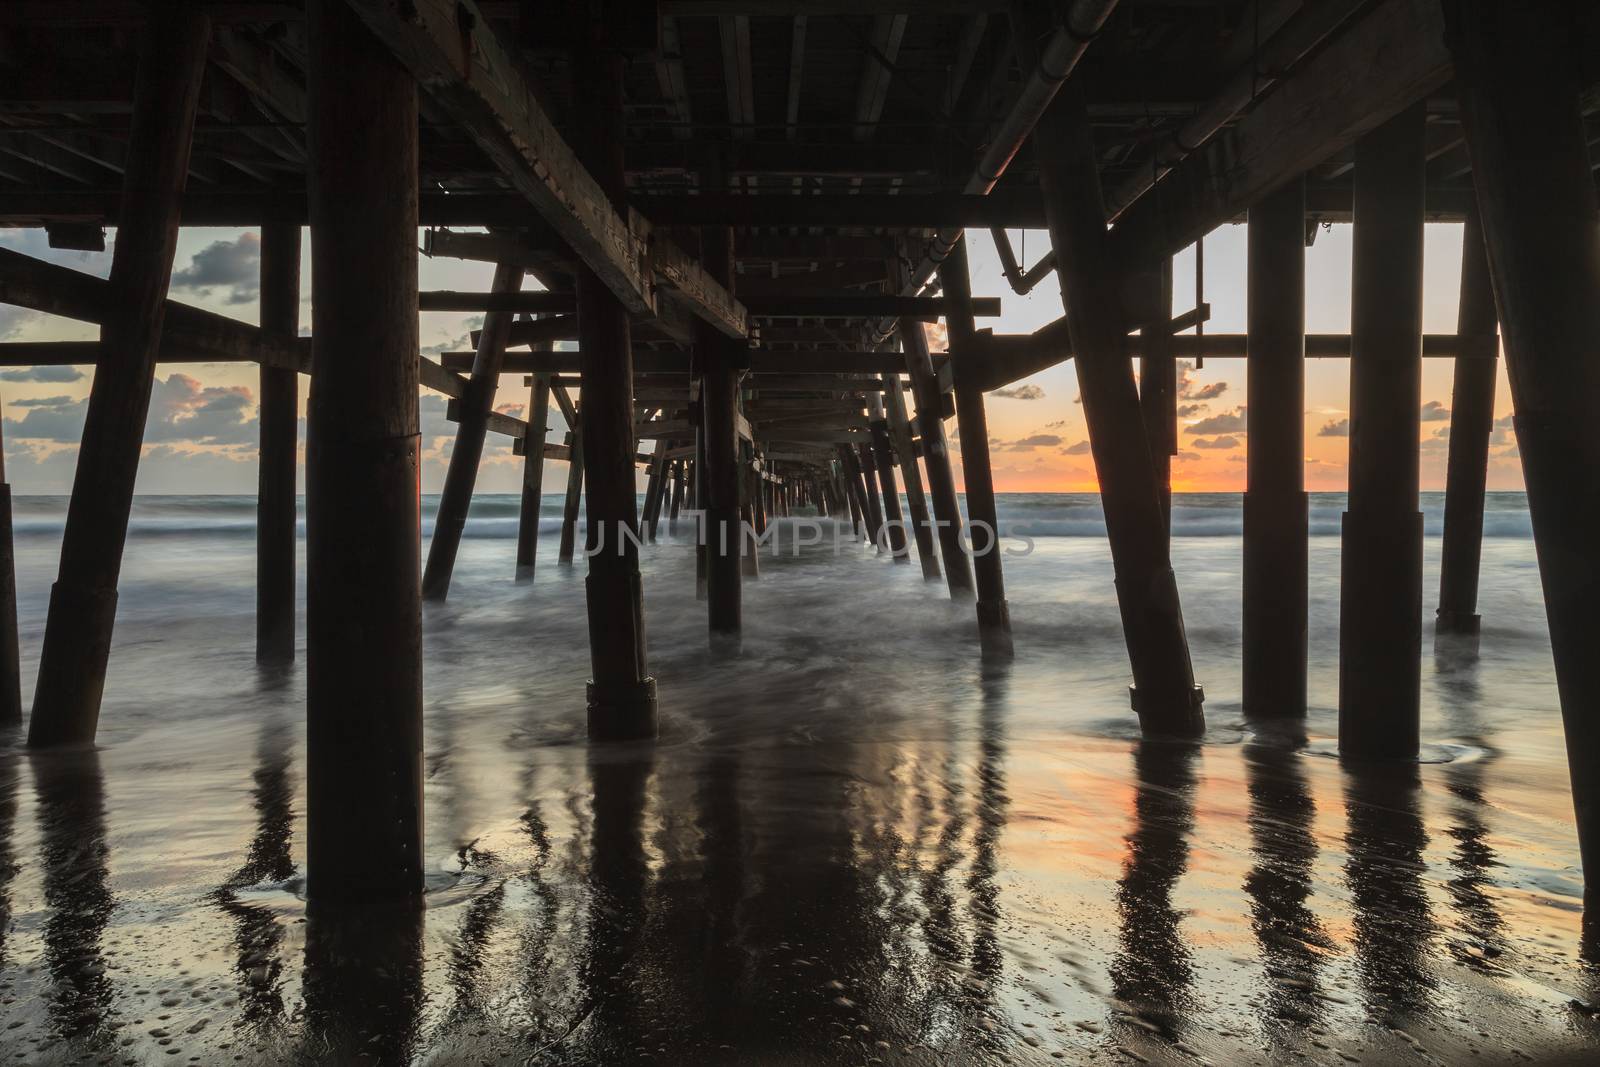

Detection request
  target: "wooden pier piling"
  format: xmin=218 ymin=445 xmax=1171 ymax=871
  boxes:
xmin=867 ymin=397 xmax=910 ymax=562
xmin=1138 ymin=260 xmax=1177 ymax=537
xmin=699 ymin=227 xmax=744 ymax=642
xmin=1447 ymin=0 xmax=1600 ymax=886
xmin=1033 ymin=82 xmax=1203 ymax=736
xmin=0 ymin=424 xmax=18 ymax=726
xmin=883 ymin=373 xmax=942 ymax=580
xmin=940 ymin=237 xmax=1013 ymax=657
xmin=1338 ymin=104 xmax=1426 ymax=760
xmin=256 ymin=220 xmax=300 ymax=665
xmin=515 ymin=369 xmax=553 ymax=582
xmin=1435 ymin=210 xmax=1499 ymax=649
xmin=557 ymin=393 xmax=583 ymax=566
xmin=303 ymin=0 xmax=423 ymax=905
xmin=574 ymin=44 xmax=655 ymax=737
xmin=28 ymin=3 xmax=211 ymax=746
xmin=900 ymin=321 xmax=975 ymax=600
xmin=1243 ymin=178 xmax=1309 ymax=719
xmin=422 ymin=261 xmax=523 ymax=601
xmin=855 ymin=443 xmax=887 ymax=552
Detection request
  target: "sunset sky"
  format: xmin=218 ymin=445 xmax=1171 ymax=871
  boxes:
xmin=0 ymin=221 xmax=1521 ymax=495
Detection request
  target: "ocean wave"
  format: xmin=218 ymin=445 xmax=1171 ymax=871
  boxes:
xmin=2 ymin=492 xmax=1537 ymax=540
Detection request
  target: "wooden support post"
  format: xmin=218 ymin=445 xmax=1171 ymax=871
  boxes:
xmin=940 ymin=236 xmax=1013 ymax=657
xmin=740 ymin=456 xmax=760 ymax=580
xmin=515 ymin=369 xmax=553 ymax=582
xmin=575 ymin=44 xmax=656 ymax=737
xmin=1435 ymin=209 xmax=1498 ymax=649
xmin=668 ymin=459 xmax=685 ymax=532
xmin=839 ymin=445 xmax=876 ymax=545
xmin=641 ymin=439 xmax=668 ymax=544
xmin=900 ymin=321 xmax=975 ymax=600
xmin=257 ymin=221 xmax=300 ymax=664
xmin=694 ymin=429 xmax=709 ymax=598
xmin=1445 ymin=1 xmax=1600 ymax=886
xmin=699 ymin=228 xmax=744 ymax=640
xmin=558 ymin=417 xmax=584 ymax=565
xmin=303 ymin=0 xmax=423 ymax=906
xmin=1243 ymin=178 xmax=1309 ymax=718
xmin=856 ymin=443 xmax=887 ymax=551
xmin=883 ymin=372 xmax=941 ymax=580
xmin=839 ymin=450 xmax=866 ymax=537
xmin=422 ymin=261 xmax=523 ymax=601
xmin=28 ymin=4 xmax=211 ymax=747
xmin=0 ymin=424 xmax=18 ymax=726
xmin=867 ymin=396 xmax=910 ymax=562
xmin=1139 ymin=259 xmax=1177 ymax=537
xmin=1338 ymin=104 xmax=1426 ymax=759
xmin=1033 ymin=82 xmax=1203 ymax=736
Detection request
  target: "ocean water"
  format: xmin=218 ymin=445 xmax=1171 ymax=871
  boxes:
xmin=0 ymin=491 xmax=1595 ymax=1065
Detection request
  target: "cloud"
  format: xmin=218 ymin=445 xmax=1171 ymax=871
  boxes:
xmin=1003 ymin=433 xmax=1062 ymax=452
xmin=4 ymin=395 xmax=88 ymax=441
xmin=0 ymin=365 xmax=85 ymax=383
xmin=144 ymin=373 xmax=258 ymax=444
xmin=922 ymin=321 xmax=949 ymax=351
xmin=992 ymin=384 xmax=1045 ymax=400
xmin=5 ymin=373 xmax=258 ymax=446
xmin=1420 ymin=400 xmax=1450 ymax=421
xmin=1176 ymin=403 xmax=1206 ymax=418
xmin=171 ymin=234 xmax=261 ymax=305
xmin=1192 ymin=435 xmax=1240 ymax=450
xmin=1318 ymin=418 xmax=1349 ymax=437
xmin=1061 ymin=439 xmax=1091 ymax=456
xmin=1186 ymin=407 xmax=1247 ymax=435
xmin=1 ymin=305 xmax=40 ymax=341
xmin=1177 ymin=360 xmax=1228 ymax=401
xmin=1491 ymin=413 xmax=1516 ymax=446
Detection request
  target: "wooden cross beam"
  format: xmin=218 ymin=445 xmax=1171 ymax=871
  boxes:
xmin=341 ymin=0 xmax=749 ymax=339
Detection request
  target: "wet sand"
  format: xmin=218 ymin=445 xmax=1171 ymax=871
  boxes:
xmin=0 ymin=497 xmax=1597 ymax=1064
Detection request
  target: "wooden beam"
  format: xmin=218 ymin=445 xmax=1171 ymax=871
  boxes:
xmin=340 ymin=0 xmax=748 ymax=339
xmin=0 ymin=246 xmax=305 ymax=369
xmin=718 ymin=14 xmax=755 ymax=141
xmin=418 ymin=289 xmax=570 ymax=313
xmin=1108 ymin=0 xmax=1453 ymax=270
xmin=853 ymin=14 xmax=907 ymax=142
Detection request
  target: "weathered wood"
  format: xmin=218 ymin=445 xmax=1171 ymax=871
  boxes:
xmin=516 ymin=367 xmax=552 ymax=582
xmin=558 ymin=422 xmax=584 ymax=565
xmin=442 ymin=349 xmax=913 ymax=375
xmin=901 ymin=319 xmax=973 ymax=600
xmin=1137 ymin=260 xmax=1176 ymax=536
xmin=1435 ymin=208 xmax=1498 ymax=646
xmin=699 ymin=226 xmax=744 ymax=642
xmin=1107 ymin=0 xmax=1452 ymax=271
xmin=0 ymin=425 xmax=18 ymax=725
xmin=866 ymin=396 xmax=909 ymax=563
xmin=1446 ymin=0 xmax=1600 ymax=884
xmin=1034 ymin=81 xmax=1203 ymax=736
xmin=941 ymin=237 xmax=1011 ymax=656
xmin=302 ymin=0 xmax=423 ymax=906
xmin=882 ymin=372 xmax=940 ymax=581
xmin=0 ymin=247 xmax=306 ymax=370
xmin=1339 ymin=103 xmax=1426 ymax=760
xmin=422 ymin=261 xmax=523 ymax=601
xmin=418 ymin=289 xmax=569 ymax=313
xmin=574 ymin=43 xmax=656 ymax=738
xmin=256 ymin=219 xmax=299 ymax=665
xmin=1242 ymin=178 xmax=1308 ymax=719
xmin=854 ymin=442 xmax=886 ymax=551
xmin=341 ymin=0 xmax=748 ymax=339
xmin=641 ymin=438 xmax=670 ymax=543
xmin=28 ymin=3 xmax=211 ymax=748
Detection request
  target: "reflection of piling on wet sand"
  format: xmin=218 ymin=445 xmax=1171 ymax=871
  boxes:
xmin=0 ymin=0 xmax=1597 ymax=980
